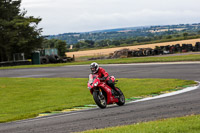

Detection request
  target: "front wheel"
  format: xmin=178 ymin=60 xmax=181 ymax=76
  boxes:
xmin=115 ymin=87 xmax=125 ymax=106
xmin=93 ymin=88 xmax=107 ymax=109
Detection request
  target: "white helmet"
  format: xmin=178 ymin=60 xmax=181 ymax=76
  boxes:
xmin=90 ymin=62 xmax=99 ymax=73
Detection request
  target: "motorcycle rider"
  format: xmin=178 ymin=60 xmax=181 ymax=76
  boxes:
xmin=90 ymin=62 xmax=119 ymax=95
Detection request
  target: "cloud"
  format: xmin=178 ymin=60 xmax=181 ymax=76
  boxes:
xmin=21 ymin=0 xmax=200 ymax=35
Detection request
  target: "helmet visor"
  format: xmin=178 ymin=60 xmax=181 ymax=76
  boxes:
xmin=91 ymin=68 xmax=96 ymax=73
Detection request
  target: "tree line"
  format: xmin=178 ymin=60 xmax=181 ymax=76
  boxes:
xmin=69 ymin=32 xmax=200 ymax=52
xmin=0 ymin=0 xmax=43 ymax=62
xmin=0 ymin=0 xmax=68 ymax=62
xmin=42 ymin=39 xmax=67 ymax=57
xmin=47 ymin=23 xmax=200 ymax=45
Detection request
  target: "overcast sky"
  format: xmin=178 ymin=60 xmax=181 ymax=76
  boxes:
xmin=21 ymin=0 xmax=200 ymax=35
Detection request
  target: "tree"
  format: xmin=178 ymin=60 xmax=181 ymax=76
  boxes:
xmin=42 ymin=39 xmax=58 ymax=48
xmin=112 ymin=40 xmax=120 ymax=46
xmin=183 ymin=32 xmax=189 ymax=38
xmin=166 ymin=35 xmax=172 ymax=39
xmin=0 ymin=0 xmax=43 ymax=62
xmin=74 ymin=43 xmax=80 ymax=49
xmin=85 ymin=40 xmax=95 ymax=48
xmin=76 ymin=41 xmax=88 ymax=49
xmin=42 ymin=39 xmax=67 ymax=57
xmin=55 ymin=40 xmax=67 ymax=57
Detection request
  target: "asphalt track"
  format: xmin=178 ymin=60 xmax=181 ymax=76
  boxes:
xmin=0 ymin=62 xmax=200 ymax=133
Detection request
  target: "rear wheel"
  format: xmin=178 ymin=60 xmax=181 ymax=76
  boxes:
xmin=93 ymin=88 xmax=107 ymax=109
xmin=115 ymin=87 xmax=125 ymax=106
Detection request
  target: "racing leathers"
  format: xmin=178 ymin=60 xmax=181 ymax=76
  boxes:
xmin=94 ymin=67 xmax=116 ymax=93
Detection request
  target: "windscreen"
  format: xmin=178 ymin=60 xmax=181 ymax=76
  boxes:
xmin=88 ymin=74 xmax=94 ymax=84
xmin=88 ymin=74 xmax=97 ymax=84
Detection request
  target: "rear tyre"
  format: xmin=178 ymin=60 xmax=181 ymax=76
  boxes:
xmin=93 ymin=89 xmax=107 ymax=109
xmin=115 ymin=87 xmax=125 ymax=106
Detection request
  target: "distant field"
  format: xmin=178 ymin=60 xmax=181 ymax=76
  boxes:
xmin=66 ymin=38 xmax=200 ymax=58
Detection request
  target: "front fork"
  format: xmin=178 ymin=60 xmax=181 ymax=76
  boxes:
xmin=99 ymin=88 xmax=103 ymax=95
xmin=98 ymin=88 xmax=105 ymax=100
xmin=91 ymin=87 xmax=103 ymax=96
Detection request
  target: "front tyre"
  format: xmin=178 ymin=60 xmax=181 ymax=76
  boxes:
xmin=115 ymin=87 xmax=125 ymax=106
xmin=93 ymin=89 xmax=107 ymax=109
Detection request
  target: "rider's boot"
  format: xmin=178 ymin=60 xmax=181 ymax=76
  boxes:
xmin=110 ymin=85 xmax=120 ymax=97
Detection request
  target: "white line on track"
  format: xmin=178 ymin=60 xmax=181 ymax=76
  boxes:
xmin=13 ymin=111 xmax=85 ymax=124
xmin=127 ymin=81 xmax=200 ymax=104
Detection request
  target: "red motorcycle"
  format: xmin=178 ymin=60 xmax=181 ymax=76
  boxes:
xmin=87 ymin=74 xmax=125 ymax=109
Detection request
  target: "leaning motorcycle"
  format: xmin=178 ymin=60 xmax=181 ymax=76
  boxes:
xmin=87 ymin=74 xmax=125 ymax=109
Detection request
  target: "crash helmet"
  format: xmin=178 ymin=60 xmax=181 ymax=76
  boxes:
xmin=90 ymin=62 xmax=99 ymax=73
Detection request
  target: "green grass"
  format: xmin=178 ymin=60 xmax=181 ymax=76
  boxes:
xmin=0 ymin=77 xmax=196 ymax=123
xmin=81 ymin=114 xmax=200 ymax=133
xmin=1 ymin=54 xmax=200 ymax=69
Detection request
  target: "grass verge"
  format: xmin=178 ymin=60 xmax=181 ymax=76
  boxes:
xmin=1 ymin=54 xmax=200 ymax=69
xmin=0 ymin=77 xmax=196 ymax=123
xmin=81 ymin=114 xmax=200 ymax=133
